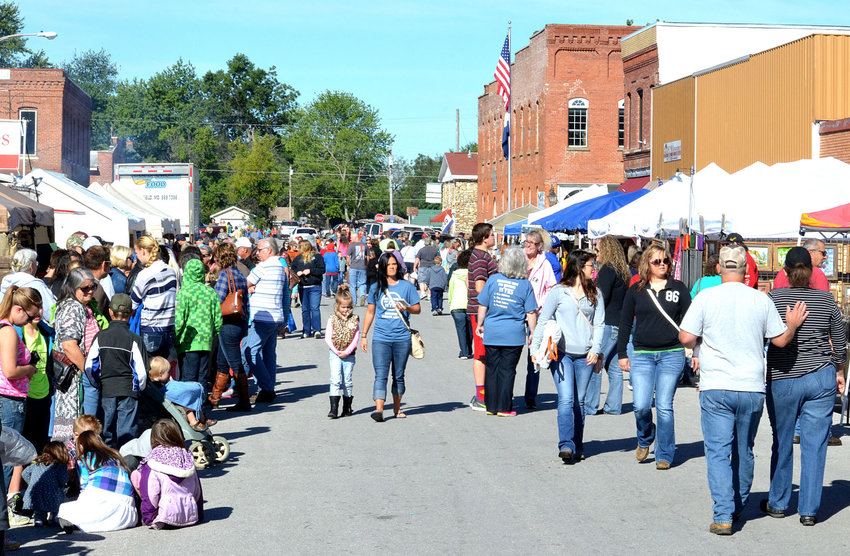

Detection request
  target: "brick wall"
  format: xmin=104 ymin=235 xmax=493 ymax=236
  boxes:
xmin=90 ymin=137 xmax=126 ymax=186
xmin=478 ymin=24 xmax=637 ymax=222
xmin=622 ymin=44 xmax=658 ymax=177
xmin=820 ymin=118 xmax=850 ymax=164
xmin=1 ymin=68 xmax=91 ymax=185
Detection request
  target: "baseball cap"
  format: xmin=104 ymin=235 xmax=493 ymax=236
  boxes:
xmin=235 ymin=237 xmax=253 ymax=249
xmin=176 ymin=234 xmax=187 ymax=241
xmin=82 ymin=236 xmax=102 ymax=251
xmin=719 ymin=244 xmax=747 ymax=270
xmin=783 ymin=246 xmax=812 ymax=269
xmin=109 ymin=293 xmax=133 ymax=314
xmin=66 ymin=233 xmax=86 ymax=250
xmin=550 ymin=236 xmax=561 ymax=249
xmin=725 ymin=232 xmax=747 ymax=248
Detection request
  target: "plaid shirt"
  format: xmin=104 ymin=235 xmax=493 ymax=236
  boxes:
xmin=79 ymin=457 xmax=134 ymax=497
xmin=214 ymin=266 xmax=250 ymax=320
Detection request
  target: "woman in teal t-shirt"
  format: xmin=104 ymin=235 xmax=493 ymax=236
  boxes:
xmin=360 ymin=253 xmax=421 ymax=423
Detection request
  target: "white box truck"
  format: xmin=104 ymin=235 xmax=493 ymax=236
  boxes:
xmin=114 ymin=163 xmax=200 ymax=237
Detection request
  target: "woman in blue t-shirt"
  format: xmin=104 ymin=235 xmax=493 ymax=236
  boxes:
xmin=360 ymin=253 xmax=421 ymax=422
xmin=475 ymin=247 xmax=538 ymax=417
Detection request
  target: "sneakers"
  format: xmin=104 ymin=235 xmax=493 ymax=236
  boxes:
xmin=709 ymin=522 xmax=732 ymax=536
xmin=313 ymin=331 xmax=323 ymax=339
xmin=496 ymin=411 xmax=517 ymax=417
xmin=7 ymin=508 xmax=31 ymax=528
xmin=359 ymin=295 xmax=367 ymax=307
xmin=469 ymin=396 xmax=486 ymax=412
xmin=432 ymin=310 xmax=438 ymax=316
xmin=458 ymin=355 xmax=470 ymax=360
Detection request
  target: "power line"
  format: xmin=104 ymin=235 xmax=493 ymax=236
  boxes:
xmin=198 ymin=168 xmax=440 ymax=179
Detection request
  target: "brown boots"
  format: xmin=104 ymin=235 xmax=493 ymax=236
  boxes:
xmin=226 ymin=372 xmax=252 ymax=412
xmin=209 ymin=372 xmax=231 ymax=408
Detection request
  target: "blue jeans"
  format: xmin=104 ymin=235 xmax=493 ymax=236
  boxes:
xmin=242 ymin=320 xmax=281 ymax=392
xmin=450 ymin=310 xmax=472 ymax=358
xmin=218 ymin=322 xmax=247 ymax=375
xmin=349 ymin=268 xmax=367 ymax=301
xmin=371 ymin=339 xmax=411 ymax=400
xmin=766 ymin=365 xmax=837 ymax=517
xmin=430 ymin=288 xmax=444 ymax=312
xmin=81 ymin=372 xmax=102 ymax=418
xmin=630 ymin=349 xmax=685 ymax=464
xmin=0 ymin=396 xmax=25 ymax=490
xmin=323 ymin=273 xmax=340 ymax=296
xmin=329 ymin=352 xmax=355 ymax=396
xmin=299 ymin=285 xmax=322 ymax=336
xmin=600 ymin=325 xmax=623 ymax=414
xmin=179 ymin=351 xmax=211 ymax=399
xmin=700 ymin=389 xmax=765 ymax=524
xmin=551 ymin=352 xmax=595 ymax=454
xmin=141 ymin=327 xmax=174 ymax=359
xmin=101 ymin=396 xmax=139 ymax=449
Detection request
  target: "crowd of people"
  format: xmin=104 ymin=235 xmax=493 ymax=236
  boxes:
xmin=0 ymin=221 xmax=845 ymax=548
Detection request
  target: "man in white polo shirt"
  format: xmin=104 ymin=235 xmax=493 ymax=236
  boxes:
xmin=243 ymin=238 xmax=290 ymax=403
xmin=678 ymin=244 xmax=807 ymax=536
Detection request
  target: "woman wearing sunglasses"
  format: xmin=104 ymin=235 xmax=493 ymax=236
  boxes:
xmin=52 ymin=268 xmax=102 ymax=444
xmin=0 ymin=285 xmax=42 ymax=523
xmin=618 ymin=245 xmax=691 ymax=469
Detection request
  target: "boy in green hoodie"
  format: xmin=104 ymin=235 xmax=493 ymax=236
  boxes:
xmin=448 ymin=249 xmax=473 ymax=359
xmin=175 ymin=258 xmax=223 ymax=400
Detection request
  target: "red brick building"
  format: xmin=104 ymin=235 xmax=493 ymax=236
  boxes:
xmin=819 ymin=117 xmax=850 ymax=164
xmin=89 ymin=136 xmax=127 ymax=185
xmin=478 ymin=24 xmax=637 ymax=221
xmin=0 ymin=68 xmax=91 ymax=186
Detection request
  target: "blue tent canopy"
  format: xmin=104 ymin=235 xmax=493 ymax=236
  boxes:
xmin=537 ymin=189 xmax=649 ymax=231
xmin=503 ymin=219 xmax=526 ymax=235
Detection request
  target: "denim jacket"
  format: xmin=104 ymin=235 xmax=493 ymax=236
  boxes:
xmin=530 ymin=284 xmax=605 ymax=356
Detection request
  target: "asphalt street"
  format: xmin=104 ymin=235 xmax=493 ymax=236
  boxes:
xmin=13 ymin=295 xmax=850 ymax=554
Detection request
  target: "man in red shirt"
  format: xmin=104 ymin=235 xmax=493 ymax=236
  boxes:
xmin=773 ymin=238 xmax=829 ymax=291
xmin=723 ymin=233 xmax=759 ymax=288
xmin=466 ymin=223 xmax=498 ymax=411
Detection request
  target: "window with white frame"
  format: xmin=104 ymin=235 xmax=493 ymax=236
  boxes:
xmin=568 ymin=98 xmax=588 ymax=147
xmin=618 ymin=99 xmax=625 ymax=148
xmin=19 ymin=109 xmax=36 ymax=155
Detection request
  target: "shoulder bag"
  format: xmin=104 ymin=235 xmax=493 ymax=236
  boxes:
xmin=221 ymin=269 xmax=245 ymax=318
xmin=645 ymin=288 xmax=680 ymax=332
xmin=388 ymin=289 xmax=425 ymax=359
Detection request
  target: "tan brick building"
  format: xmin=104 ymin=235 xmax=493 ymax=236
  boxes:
xmin=819 ymin=117 xmax=850 ymax=164
xmin=439 ymin=152 xmax=478 ymax=235
xmin=0 ymin=68 xmax=91 ymax=186
xmin=478 ymin=24 xmax=638 ymax=222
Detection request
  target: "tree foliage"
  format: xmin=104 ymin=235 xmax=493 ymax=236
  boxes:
xmin=225 ymin=134 xmax=285 ymax=224
xmin=393 ymin=154 xmax=442 ymax=213
xmin=63 ymin=49 xmax=119 ymax=149
xmin=287 ymin=91 xmax=392 ymax=222
xmin=0 ymin=2 xmax=53 ymax=68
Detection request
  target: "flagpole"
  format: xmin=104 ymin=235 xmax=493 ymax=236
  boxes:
xmin=506 ymin=21 xmax=512 ymax=213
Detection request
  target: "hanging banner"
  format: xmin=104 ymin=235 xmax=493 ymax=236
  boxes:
xmin=0 ymin=120 xmax=24 ymax=172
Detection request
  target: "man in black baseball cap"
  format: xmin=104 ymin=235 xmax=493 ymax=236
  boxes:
xmin=722 ymin=232 xmax=758 ymax=288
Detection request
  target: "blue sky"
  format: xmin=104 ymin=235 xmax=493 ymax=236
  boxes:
xmin=20 ymin=0 xmax=850 ymax=162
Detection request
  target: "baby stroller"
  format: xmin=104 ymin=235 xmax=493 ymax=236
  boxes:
xmin=138 ymin=384 xmax=231 ymax=470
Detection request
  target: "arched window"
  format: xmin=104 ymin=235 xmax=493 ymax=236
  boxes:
xmin=618 ymin=99 xmax=625 ymax=148
xmin=568 ymin=98 xmax=589 ymax=147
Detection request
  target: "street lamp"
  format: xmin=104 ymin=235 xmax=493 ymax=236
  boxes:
xmin=548 ymin=186 xmax=557 ymax=207
xmin=0 ymin=31 xmax=59 ymax=42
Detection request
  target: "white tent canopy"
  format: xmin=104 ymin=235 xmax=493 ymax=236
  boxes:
xmin=26 ymin=168 xmax=145 ymax=247
xmin=90 ymin=181 xmax=179 ymax=238
xmin=527 ymin=184 xmax=608 ymax=226
xmin=588 ymin=163 xmax=732 ymax=238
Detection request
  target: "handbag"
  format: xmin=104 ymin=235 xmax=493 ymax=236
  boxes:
xmin=51 ymin=351 xmax=78 ymax=394
xmin=221 ymin=269 xmax=245 ymax=317
xmin=388 ymin=289 xmax=425 ymax=359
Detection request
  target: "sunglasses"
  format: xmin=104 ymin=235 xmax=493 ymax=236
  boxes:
xmin=650 ymin=258 xmax=672 ymax=266
xmin=524 ymin=241 xmax=541 ymax=247
xmin=79 ymin=284 xmax=97 ymax=294
xmin=24 ymin=309 xmax=40 ymax=323
xmin=583 ymin=262 xmax=598 ymax=268
xmin=811 ymin=250 xmax=827 ymax=257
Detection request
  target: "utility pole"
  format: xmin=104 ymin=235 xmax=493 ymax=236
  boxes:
xmin=388 ymin=150 xmax=394 ymax=222
xmin=456 ymin=109 xmax=460 ymax=152
xmin=288 ymin=165 xmax=293 ymax=220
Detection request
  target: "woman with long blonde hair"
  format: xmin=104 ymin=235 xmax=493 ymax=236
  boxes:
xmin=617 ymin=244 xmax=691 ymax=469
xmin=291 ymin=239 xmax=326 ymax=338
xmin=130 ymin=235 xmax=178 ymax=357
xmin=585 ymin=236 xmax=630 ymax=416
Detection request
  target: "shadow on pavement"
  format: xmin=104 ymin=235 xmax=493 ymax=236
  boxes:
xmin=403 ymin=401 xmax=467 ymax=415
xmin=203 ymin=506 xmax=234 ymax=522
xmin=583 ymin=436 xmax=636 ymax=456
xmin=280 ymin=383 xmax=327 ymax=403
xmin=199 ymin=451 xmax=242 ymax=479
xmin=815 ymin=480 xmax=850 ymax=521
xmin=14 ymin=531 xmax=103 ymax=554
xmin=280 ymin=364 xmax=318 ymax=372
xmin=672 ymin=440 xmax=705 ymax=465
xmin=219 ymin=426 xmax=270 ymax=440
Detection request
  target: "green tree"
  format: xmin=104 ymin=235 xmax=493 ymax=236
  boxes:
xmin=287 ymin=90 xmax=392 ymax=222
xmin=225 ymin=134 xmax=285 ymax=223
xmin=63 ymin=48 xmax=119 ymax=149
xmin=452 ymin=141 xmax=477 ymax=153
xmin=201 ymin=53 xmax=299 ymax=142
xmin=0 ymin=2 xmax=52 ymax=68
xmin=393 ymin=153 xmax=442 ymax=213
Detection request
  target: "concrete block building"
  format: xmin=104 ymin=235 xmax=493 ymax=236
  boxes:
xmin=439 ymin=151 xmax=478 ymax=235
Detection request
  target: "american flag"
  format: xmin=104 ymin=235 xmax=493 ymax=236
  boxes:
xmin=495 ymin=35 xmax=510 ymax=110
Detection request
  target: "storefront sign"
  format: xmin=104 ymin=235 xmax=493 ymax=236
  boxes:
xmin=664 ymin=140 xmax=682 ymax=163
xmin=0 ymin=120 xmax=23 ymax=171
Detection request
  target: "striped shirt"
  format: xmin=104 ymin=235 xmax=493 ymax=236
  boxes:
xmin=767 ymin=288 xmax=847 ymax=381
xmin=247 ymin=257 xmax=289 ymax=324
xmin=130 ymin=260 xmax=178 ymax=330
xmin=466 ymin=248 xmax=498 ymax=315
